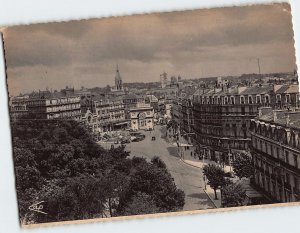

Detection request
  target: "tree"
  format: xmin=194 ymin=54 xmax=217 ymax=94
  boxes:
xmin=116 ymin=192 xmax=160 ymax=216
xmin=232 ymin=153 xmax=254 ymax=179
xmin=12 ymin=119 xmax=185 ymax=224
xmin=119 ymin=160 xmax=185 ymax=213
xmin=151 ymin=156 xmax=167 ymax=170
xmin=203 ymin=164 xmax=226 ymax=200
xmin=222 ymin=183 xmax=246 ymax=207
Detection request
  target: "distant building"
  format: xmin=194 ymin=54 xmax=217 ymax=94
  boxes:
xmin=111 ymin=65 xmax=125 ymax=95
xmin=10 ymin=95 xmax=29 ymax=120
xmin=94 ymin=98 xmax=127 ymax=132
xmin=170 ymin=76 xmax=178 ymax=85
xmin=81 ymin=97 xmax=128 ymax=139
xmin=122 ymin=93 xmax=145 ymax=119
xmin=10 ymin=90 xmax=81 ymax=120
xmin=129 ymin=103 xmax=154 ymax=130
xmin=160 ymin=72 xmax=168 ymax=88
xmin=250 ymin=107 xmax=300 ymax=203
xmin=145 ymin=94 xmax=159 ymax=112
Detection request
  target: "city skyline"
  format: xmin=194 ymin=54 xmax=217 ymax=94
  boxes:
xmin=2 ymin=3 xmax=297 ymax=96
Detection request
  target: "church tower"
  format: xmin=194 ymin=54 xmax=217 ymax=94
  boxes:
xmin=115 ymin=64 xmax=123 ymax=91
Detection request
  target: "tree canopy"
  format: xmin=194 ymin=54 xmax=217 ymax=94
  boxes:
xmin=232 ymin=153 xmax=254 ymax=179
xmin=222 ymin=183 xmax=246 ymax=207
xmin=12 ymin=120 xmax=184 ymax=224
xmin=203 ymin=164 xmax=226 ymax=200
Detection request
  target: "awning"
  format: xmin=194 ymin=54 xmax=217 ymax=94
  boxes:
xmin=114 ymin=121 xmax=129 ymax=126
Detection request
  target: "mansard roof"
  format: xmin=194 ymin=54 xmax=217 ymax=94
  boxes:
xmin=257 ymin=107 xmax=300 ymax=130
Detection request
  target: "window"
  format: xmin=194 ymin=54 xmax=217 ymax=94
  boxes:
xmin=226 ymin=107 xmax=229 ymax=115
xmin=286 ymin=94 xmax=291 ymax=104
xmin=286 ymin=173 xmax=290 ymax=184
xmin=276 ymin=94 xmax=282 ymax=104
xmin=241 ymin=106 xmax=245 ymax=115
xmin=265 ymin=95 xmax=270 ymax=105
xmin=224 ymin=96 xmax=229 ymax=104
xmin=285 ymin=151 xmax=289 ymax=164
xmin=294 ymin=154 xmax=298 ymax=168
xmin=230 ymin=96 xmax=235 ymax=105
xmin=249 ymin=96 xmax=253 ymax=104
xmin=232 ymin=124 xmax=237 ymax=137
xmin=256 ymin=95 xmax=261 ymax=104
xmin=240 ymin=96 xmax=245 ymax=104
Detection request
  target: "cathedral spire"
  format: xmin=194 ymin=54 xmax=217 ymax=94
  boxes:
xmin=115 ymin=64 xmax=123 ymax=90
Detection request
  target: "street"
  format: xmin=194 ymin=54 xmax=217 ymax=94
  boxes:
xmin=125 ymin=125 xmax=215 ymax=211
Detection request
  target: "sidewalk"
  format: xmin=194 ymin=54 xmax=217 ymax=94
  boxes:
xmin=180 ymin=158 xmax=223 ymax=208
xmin=182 ymin=156 xmax=232 ymax=173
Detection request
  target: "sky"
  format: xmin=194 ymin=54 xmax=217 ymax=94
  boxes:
xmin=2 ymin=3 xmax=297 ymax=96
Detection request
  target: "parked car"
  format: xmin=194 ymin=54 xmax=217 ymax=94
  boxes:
xmin=121 ymin=139 xmax=130 ymax=144
xmin=131 ymin=134 xmax=145 ymax=142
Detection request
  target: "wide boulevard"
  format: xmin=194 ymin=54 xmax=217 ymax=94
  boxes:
xmin=125 ymin=125 xmax=215 ymax=211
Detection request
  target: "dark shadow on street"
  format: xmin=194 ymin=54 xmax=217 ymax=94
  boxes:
xmin=166 ymin=146 xmax=179 ymax=158
xmin=187 ymin=193 xmax=215 ymax=206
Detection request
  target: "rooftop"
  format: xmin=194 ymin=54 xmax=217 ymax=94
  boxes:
xmin=257 ymin=107 xmax=300 ymax=129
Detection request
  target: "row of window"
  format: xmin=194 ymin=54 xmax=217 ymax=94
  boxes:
xmin=193 ymin=94 xmax=298 ymax=105
xmin=251 ymin=122 xmax=300 ymax=149
xmin=252 ymin=136 xmax=299 ymax=168
xmin=47 ymin=97 xmax=80 ymax=105
xmin=46 ymin=104 xmax=80 ymax=112
xmin=47 ymin=110 xmax=81 ymax=119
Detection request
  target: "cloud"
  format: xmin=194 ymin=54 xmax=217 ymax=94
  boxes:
xmin=2 ymin=3 xmax=297 ymax=95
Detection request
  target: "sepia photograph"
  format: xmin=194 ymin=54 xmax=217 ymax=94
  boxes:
xmin=1 ymin=2 xmax=299 ymax=227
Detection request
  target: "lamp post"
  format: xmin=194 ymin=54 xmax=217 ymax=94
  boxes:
xmin=228 ymin=143 xmax=232 ymax=173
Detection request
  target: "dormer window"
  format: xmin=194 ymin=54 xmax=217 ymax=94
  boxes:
xmin=224 ymin=96 xmax=229 ymax=104
xmin=256 ymin=95 xmax=261 ymax=104
xmin=230 ymin=96 xmax=235 ymax=105
xmin=240 ymin=96 xmax=245 ymax=104
xmin=286 ymin=94 xmax=291 ymax=104
xmin=249 ymin=95 xmax=253 ymax=104
xmin=276 ymin=94 xmax=282 ymax=103
xmin=265 ymin=95 xmax=270 ymax=104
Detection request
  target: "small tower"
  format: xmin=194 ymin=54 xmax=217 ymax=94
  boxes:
xmin=115 ymin=64 xmax=123 ymax=91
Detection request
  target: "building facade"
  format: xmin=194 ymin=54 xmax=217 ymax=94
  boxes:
xmin=250 ymin=107 xmax=300 ymax=203
xmin=129 ymin=103 xmax=154 ymax=130
xmin=192 ymin=84 xmax=299 ymax=163
xmin=122 ymin=93 xmax=145 ymax=119
xmin=81 ymin=98 xmax=128 ymax=136
xmin=10 ymin=91 xmax=81 ymax=121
